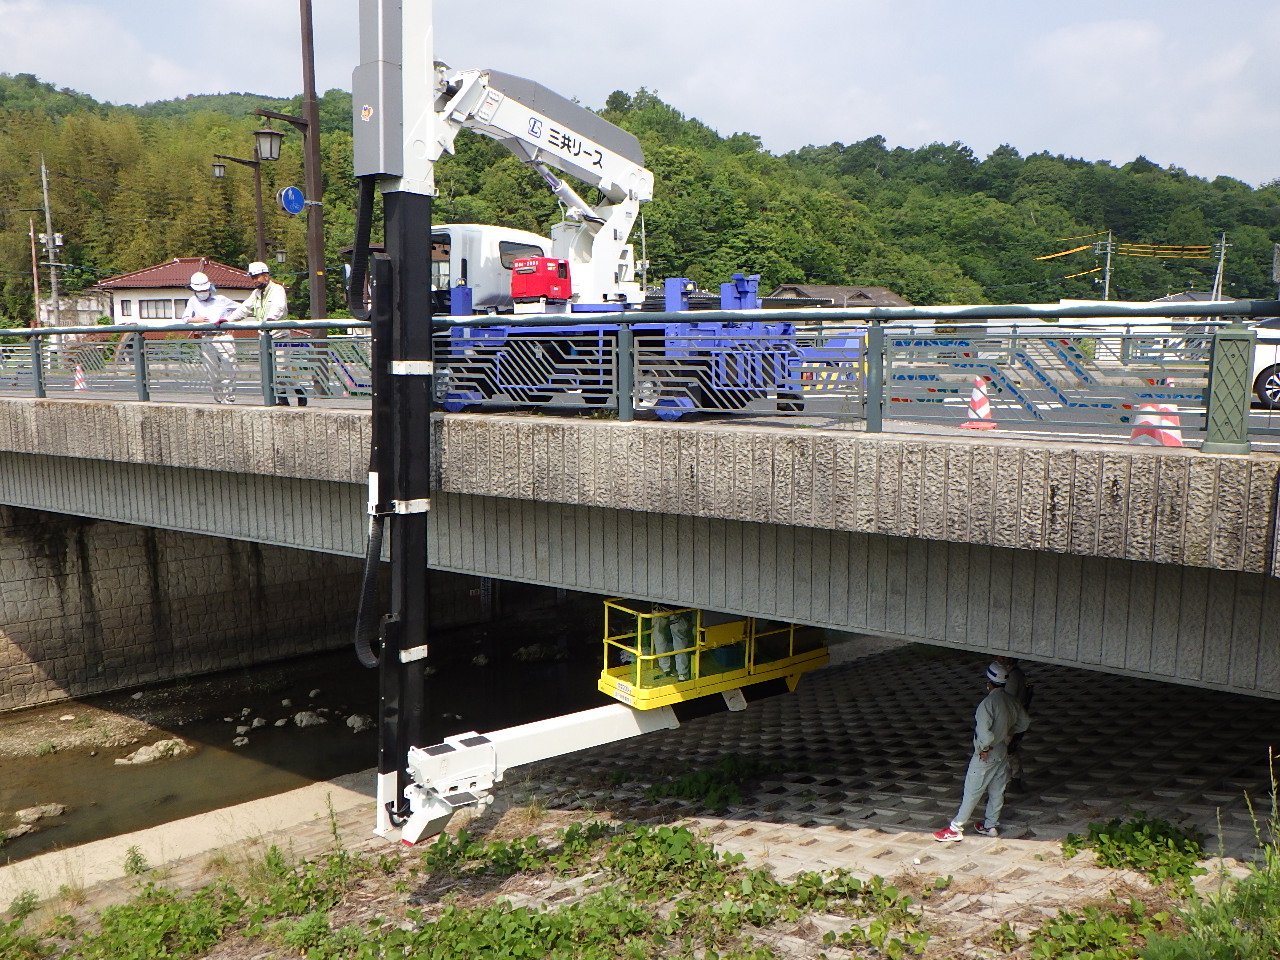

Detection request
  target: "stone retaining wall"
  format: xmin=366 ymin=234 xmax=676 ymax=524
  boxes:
xmin=0 ymin=505 xmax=365 ymax=712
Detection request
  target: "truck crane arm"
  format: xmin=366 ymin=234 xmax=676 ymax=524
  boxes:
xmin=395 ymin=703 xmax=682 ymax=844
xmin=428 ymin=66 xmax=655 ymax=304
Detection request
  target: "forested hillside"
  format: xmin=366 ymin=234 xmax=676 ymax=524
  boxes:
xmin=2 ymin=72 xmax=1278 ymax=322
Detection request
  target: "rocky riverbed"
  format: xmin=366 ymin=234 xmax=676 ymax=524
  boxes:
xmin=0 ymin=599 xmax=608 ymax=864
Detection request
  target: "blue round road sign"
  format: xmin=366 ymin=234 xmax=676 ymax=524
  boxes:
xmin=278 ymin=186 xmax=306 ymax=216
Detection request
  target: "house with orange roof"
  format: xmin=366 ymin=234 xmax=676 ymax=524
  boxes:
xmin=94 ymin=258 xmax=257 ymax=326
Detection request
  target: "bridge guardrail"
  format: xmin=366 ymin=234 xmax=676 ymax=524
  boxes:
xmin=0 ymin=301 xmax=1275 ymax=451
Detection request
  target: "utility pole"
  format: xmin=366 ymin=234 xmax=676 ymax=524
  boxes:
xmin=28 ymin=218 xmax=41 ymax=325
xmin=39 ymin=155 xmax=61 ymax=326
xmin=1103 ymin=230 xmax=1113 ymax=301
xmin=299 ymin=0 xmax=327 ymax=321
xmin=1211 ymin=232 xmax=1229 ymax=299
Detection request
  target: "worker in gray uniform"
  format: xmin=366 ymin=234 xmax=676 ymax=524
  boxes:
xmin=651 ymin=604 xmax=692 ymax=681
xmin=995 ymin=656 xmax=1032 ymax=792
xmin=933 ymin=661 xmax=1031 ymax=842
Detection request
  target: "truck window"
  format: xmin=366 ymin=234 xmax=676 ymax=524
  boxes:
xmin=499 ymin=242 xmax=545 ymax=269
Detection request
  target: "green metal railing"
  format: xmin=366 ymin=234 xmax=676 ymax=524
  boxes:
xmin=1 ymin=296 xmax=1275 ymax=452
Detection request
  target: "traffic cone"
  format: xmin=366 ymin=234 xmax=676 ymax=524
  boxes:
xmin=960 ymin=375 xmax=996 ymax=429
xmin=73 ymin=365 xmax=87 ymax=391
xmin=1129 ymin=379 xmax=1183 ymax=447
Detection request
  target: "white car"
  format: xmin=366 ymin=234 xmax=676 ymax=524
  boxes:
xmin=1253 ymin=317 xmax=1280 ymax=409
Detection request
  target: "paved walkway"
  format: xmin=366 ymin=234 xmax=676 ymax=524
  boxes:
xmin=523 ymin=639 xmax=1278 ymax=861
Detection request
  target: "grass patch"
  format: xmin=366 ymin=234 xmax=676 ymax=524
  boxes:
xmin=1063 ymin=813 xmax=1206 ymax=894
xmin=642 ymin=753 xmax=781 ymax=811
xmin=0 ymin=820 xmax=932 ymax=960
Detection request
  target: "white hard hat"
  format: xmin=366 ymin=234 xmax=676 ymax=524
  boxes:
xmin=189 ymin=271 xmax=212 ymax=292
xmin=985 ymin=662 xmax=1008 ymax=686
xmin=247 ymin=261 xmax=270 ymax=276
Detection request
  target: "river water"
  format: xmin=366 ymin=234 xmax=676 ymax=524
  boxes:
xmin=1 ymin=602 xmax=607 ymax=864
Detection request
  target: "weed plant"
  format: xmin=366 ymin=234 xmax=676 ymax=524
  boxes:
xmin=1027 ymin=897 xmax=1177 ymax=959
xmin=122 ymin=847 xmax=150 ymax=878
xmin=1063 ymin=813 xmax=1206 ymax=894
xmin=643 ymin=753 xmax=780 ymax=811
xmin=1139 ymin=763 xmax=1280 ymax=960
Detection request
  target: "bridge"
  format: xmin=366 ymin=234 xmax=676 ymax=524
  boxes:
xmin=1 ymin=395 xmax=1277 ymax=712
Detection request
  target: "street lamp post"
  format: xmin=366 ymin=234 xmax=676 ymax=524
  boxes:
xmin=256 ymin=104 xmax=325 ymax=321
xmin=212 ymin=128 xmax=285 ymax=263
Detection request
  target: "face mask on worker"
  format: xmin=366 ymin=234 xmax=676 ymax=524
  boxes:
xmin=195 ymin=288 xmax=212 ymax=301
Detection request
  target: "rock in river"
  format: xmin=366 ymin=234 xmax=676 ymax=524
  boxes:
xmin=114 ymin=738 xmax=193 ymax=766
xmin=16 ymin=803 xmax=66 ymax=824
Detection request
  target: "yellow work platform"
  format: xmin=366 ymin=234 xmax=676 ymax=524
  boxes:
xmin=599 ymin=599 xmax=828 ymax=709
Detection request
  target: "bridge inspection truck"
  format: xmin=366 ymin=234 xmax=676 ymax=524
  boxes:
xmin=350 ymin=0 xmax=831 ymax=844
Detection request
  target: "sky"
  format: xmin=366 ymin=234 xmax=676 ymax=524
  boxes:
xmin=2 ymin=0 xmax=1278 ymax=186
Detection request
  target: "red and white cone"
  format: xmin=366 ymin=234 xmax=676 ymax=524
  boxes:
xmin=1129 ymin=378 xmax=1183 ymax=447
xmin=73 ymin=364 xmax=88 ymax=391
xmin=960 ymin=375 xmax=996 ymax=430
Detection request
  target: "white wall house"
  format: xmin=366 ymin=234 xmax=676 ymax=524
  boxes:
xmin=95 ymin=258 xmax=256 ymax=326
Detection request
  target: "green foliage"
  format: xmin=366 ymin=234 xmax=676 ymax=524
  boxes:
xmin=421 ymin=820 xmax=617 ymax=878
xmin=1140 ymin=811 xmax=1280 ymax=959
xmin=1064 ymin=814 xmax=1207 ymax=894
xmin=122 ymin=846 xmax=150 ymax=877
xmin=643 ymin=753 xmax=779 ymax=811
xmin=422 ymin=828 xmax=547 ymax=876
xmin=1030 ymin=898 xmax=1175 ymax=960
xmin=7 ymin=890 xmax=40 ymax=922
xmin=4 ymin=77 xmax=1280 ymax=326
xmin=0 ymin=821 xmax=935 ymax=960
xmin=0 ymin=890 xmax=50 ymax=960
xmin=72 ymin=882 xmax=243 ymax=960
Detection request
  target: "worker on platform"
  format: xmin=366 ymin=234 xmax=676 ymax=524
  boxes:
xmin=182 ymin=272 xmax=239 ymax=403
xmin=933 ymin=661 xmax=1030 ymax=842
xmin=994 ymin=655 xmax=1033 ymax=792
xmin=651 ymin=604 xmax=692 ymax=682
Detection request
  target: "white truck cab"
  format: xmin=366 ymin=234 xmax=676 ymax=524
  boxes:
xmin=431 ymin=224 xmax=548 ymax=314
xmin=1252 ymin=316 xmax=1280 ymax=408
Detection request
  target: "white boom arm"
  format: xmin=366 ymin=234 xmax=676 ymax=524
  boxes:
xmin=391 ymin=703 xmax=680 ymax=844
xmin=428 ymin=66 xmax=655 ymax=305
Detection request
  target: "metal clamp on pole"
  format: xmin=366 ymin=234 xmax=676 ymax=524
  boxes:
xmin=392 ymin=498 xmax=431 ymax=514
xmin=390 ymin=361 xmax=435 ymax=376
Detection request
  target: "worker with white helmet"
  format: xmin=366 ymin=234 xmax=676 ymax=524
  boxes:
xmin=225 ymin=262 xmax=307 ymax=405
xmin=933 ymin=660 xmax=1031 ymax=842
xmin=182 ymin=271 xmax=239 ymax=403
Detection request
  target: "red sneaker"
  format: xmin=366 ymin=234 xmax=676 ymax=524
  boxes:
xmin=932 ymin=827 xmax=963 ymax=843
xmin=972 ymin=823 xmax=999 ymax=838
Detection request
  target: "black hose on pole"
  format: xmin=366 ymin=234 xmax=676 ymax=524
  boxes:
xmin=349 ymin=173 xmax=383 ymax=669
xmin=353 ymin=514 xmax=384 ymax=668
